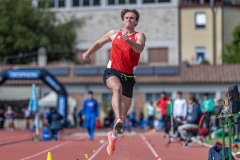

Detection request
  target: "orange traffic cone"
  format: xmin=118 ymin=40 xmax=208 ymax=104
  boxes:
xmin=47 ymin=152 xmax=52 ymax=160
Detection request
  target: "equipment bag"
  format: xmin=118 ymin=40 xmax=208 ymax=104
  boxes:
xmin=208 ymin=145 xmax=235 ymax=160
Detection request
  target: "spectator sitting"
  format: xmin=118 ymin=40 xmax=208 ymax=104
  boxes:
xmin=47 ymin=107 xmax=64 ymax=141
xmin=178 ymin=95 xmax=202 ymax=147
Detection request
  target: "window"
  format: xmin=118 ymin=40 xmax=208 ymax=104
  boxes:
xmin=129 ymin=0 xmax=136 ymax=3
xmin=108 ymin=0 xmax=115 ymax=5
xmin=146 ymin=92 xmax=171 ymax=103
xmin=72 ymin=0 xmax=79 ymax=6
xmin=102 ymin=93 xmax=112 ymax=108
xmin=195 ymin=47 xmax=207 ymax=64
xmin=38 ymin=0 xmax=55 ymax=8
xmin=49 ymin=0 xmax=55 ymax=7
xmin=93 ymin=0 xmax=100 ymax=5
xmin=83 ymin=0 xmax=89 ymax=6
xmin=102 ymin=93 xmax=112 ymax=103
xmin=119 ymin=0 xmax=126 ymax=4
xmin=143 ymin=0 xmax=155 ymax=3
xmin=72 ymin=0 xmax=100 ymax=6
xmin=38 ymin=0 xmax=67 ymax=8
xmin=195 ymin=12 xmax=206 ymax=29
xmin=101 ymin=93 xmax=112 ymax=113
xmin=159 ymin=0 xmax=171 ymax=2
xmin=108 ymin=0 xmax=137 ymax=5
xmin=59 ymin=0 xmax=65 ymax=7
xmin=38 ymin=0 xmax=46 ymax=8
xmin=143 ymin=0 xmax=170 ymax=3
xmin=146 ymin=93 xmax=161 ymax=103
xmin=148 ymin=47 xmax=168 ymax=64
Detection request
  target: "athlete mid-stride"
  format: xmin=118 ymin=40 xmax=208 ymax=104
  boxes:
xmin=82 ymin=9 xmax=146 ymax=156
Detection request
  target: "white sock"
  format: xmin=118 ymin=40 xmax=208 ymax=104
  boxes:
xmin=111 ymin=134 xmax=117 ymax=140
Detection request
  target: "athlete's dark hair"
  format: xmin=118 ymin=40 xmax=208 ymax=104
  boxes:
xmin=121 ymin=9 xmax=140 ymax=21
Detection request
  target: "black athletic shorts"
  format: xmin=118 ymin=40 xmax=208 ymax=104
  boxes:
xmin=103 ymin=68 xmax=136 ymax=98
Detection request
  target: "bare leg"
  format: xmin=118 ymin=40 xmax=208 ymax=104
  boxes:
xmin=111 ymin=95 xmax=132 ymax=136
xmin=121 ymin=96 xmax=132 ymax=122
xmin=106 ymin=76 xmax=122 ymax=136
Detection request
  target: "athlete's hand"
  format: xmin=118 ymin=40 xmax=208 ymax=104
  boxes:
xmin=122 ymin=34 xmax=130 ymax=42
xmin=82 ymin=53 xmax=91 ymax=62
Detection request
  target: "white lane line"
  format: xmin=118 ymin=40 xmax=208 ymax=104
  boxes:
xmin=20 ymin=142 xmax=70 ymax=160
xmin=20 ymin=137 xmax=83 ymax=160
xmin=140 ymin=135 xmax=162 ymax=160
xmin=88 ymin=142 xmax=107 ymax=160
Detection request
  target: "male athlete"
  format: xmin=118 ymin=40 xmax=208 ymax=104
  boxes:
xmin=83 ymin=9 xmax=146 ymax=155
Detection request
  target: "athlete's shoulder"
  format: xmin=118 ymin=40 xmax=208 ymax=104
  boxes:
xmin=106 ymin=29 xmax=120 ymax=40
xmin=136 ymin=32 xmax=146 ymax=37
xmin=107 ymin=29 xmax=119 ymax=35
xmin=135 ymin=32 xmax=146 ymax=43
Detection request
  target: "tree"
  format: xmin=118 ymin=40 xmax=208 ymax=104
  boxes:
xmin=0 ymin=0 xmax=81 ymax=64
xmin=223 ymin=25 xmax=240 ymax=63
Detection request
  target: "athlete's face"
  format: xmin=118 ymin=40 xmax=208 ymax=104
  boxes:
xmin=123 ymin=12 xmax=138 ymax=29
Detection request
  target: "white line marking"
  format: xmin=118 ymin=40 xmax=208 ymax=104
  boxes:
xmin=88 ymin=142 xmax=107 ymax=160
xmin=20 ymin=142 xmax=70 ymax=160
xmin=20 ymin=137 xmax=83 ymax=160
xmin=140 ymin=135 xmax=162 ymax=160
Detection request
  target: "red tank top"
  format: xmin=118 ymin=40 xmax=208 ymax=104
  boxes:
xmin=107 ymin=30 xmax=140 ymax=74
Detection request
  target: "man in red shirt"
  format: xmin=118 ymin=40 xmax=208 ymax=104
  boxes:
xmin=156 ymin=92 xmax=171 ymax=137
xmin=82 ymin=9 xmax=146 ymax=156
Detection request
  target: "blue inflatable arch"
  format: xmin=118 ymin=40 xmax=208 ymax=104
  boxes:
xmin=0 ymin=68 xmax=68 ymax=120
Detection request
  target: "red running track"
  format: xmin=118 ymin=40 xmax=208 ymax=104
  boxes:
xmin=0 ymin=129 xmax=232 ymax=160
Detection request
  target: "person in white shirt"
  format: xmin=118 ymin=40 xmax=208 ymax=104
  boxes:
xmin=173 ymin=92 xmax=187 ymax=134
xmin=146 ymin=101 xmax=155 ymax=129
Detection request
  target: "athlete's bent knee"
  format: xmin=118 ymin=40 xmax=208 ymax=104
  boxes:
xmin=112 ymin=84 xmax=122 ymax=94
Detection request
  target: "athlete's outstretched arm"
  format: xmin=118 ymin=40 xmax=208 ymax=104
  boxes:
xmin=82 ymin=30 xmax=116 ymax=62
xmin=122 ymin=32 xmax=146 ymax=53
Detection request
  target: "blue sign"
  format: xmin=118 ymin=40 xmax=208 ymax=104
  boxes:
xmin=58 ymin=95 xmax=67 ymax=117
xmin=1 ymin=68 xmax=68 ymax=120
xmin=45 ymin=76 xmax=60 ymax=91
xmin=8 ymin=70 xmax=40 ymax=79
